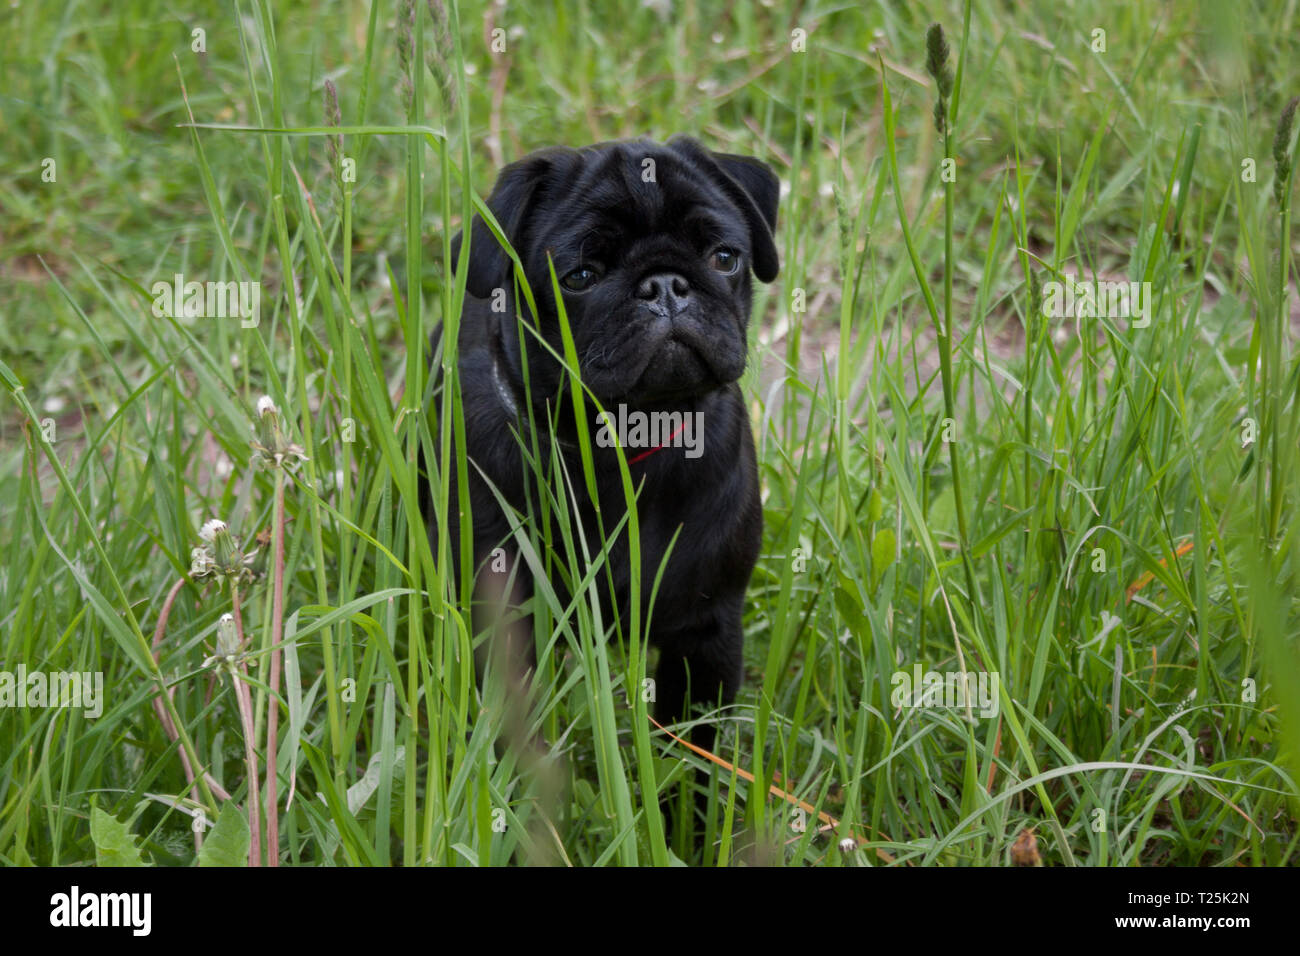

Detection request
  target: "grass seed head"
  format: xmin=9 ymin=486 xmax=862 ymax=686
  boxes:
xmin=1273 ymin=95 xmax=1298 ymax=207
xmin=324 ymin=79 xmax=343 ymax=191
xmin=426 ymin=0 xmax=456 ymax=112
xmin=925 ymin=23 xmax=955 ymax=135
xmin=397 ymin=0 xmax=416 ymax=112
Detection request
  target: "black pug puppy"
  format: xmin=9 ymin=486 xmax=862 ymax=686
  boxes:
xmin=424 ymin=136 xmax=778 ymax=755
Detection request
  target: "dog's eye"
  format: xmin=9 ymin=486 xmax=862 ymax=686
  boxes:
xmin=561 ymin=267 xmax=600 ymax=291
xmin=709 ymin=248 xmax=740 ymax=275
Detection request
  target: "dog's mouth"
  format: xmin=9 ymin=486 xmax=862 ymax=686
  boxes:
xmin=653 ymin=333 xmax=710 ymax=379
xmin=630 ymin=323 xmax=741 ymax=399
xmin=579 ymin=309 xmax=745 ymax=402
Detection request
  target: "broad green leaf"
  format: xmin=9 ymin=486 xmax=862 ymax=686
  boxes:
xmin=198 ymin=802 xmax=250 ymax=867
xmin=871 ymin=527 xmax=897 ymax=590
xmin=90 ymin=807 xmax=146 ymax=867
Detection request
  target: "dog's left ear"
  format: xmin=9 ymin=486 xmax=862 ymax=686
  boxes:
xmin=668 ymin=137 xmax=781 ymax=282
xmin=451 ymin=147 xmax=574 ymax=299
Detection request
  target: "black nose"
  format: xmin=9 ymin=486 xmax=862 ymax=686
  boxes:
xmin=635 ymin=272 xmax=692 ymax=314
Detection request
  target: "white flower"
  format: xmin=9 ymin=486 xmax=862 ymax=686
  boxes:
xmin=192 ymin=518 xmax=256 ymax=586
xmin=202 ymin=613 xmax=246 ymax=677
xmin=215 ymin=613 xmax=240 ymax=657
xmin=251 ymin=396 xmax=309 ymax=470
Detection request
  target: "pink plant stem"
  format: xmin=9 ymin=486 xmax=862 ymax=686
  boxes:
xmin=231 ymin=587 xmax=262 ymax=867
xmin=265 ymin=472 xmax=286 ymax=866
xmin=150 ymin=577 xmax=231 ymax=852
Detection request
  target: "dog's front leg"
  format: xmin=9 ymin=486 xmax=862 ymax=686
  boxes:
xmin=652 ymin=612 xmax=743 ymax=755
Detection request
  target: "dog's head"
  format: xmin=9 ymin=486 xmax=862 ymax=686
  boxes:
xmin=452 ymin=137 xmax=780 ymax=404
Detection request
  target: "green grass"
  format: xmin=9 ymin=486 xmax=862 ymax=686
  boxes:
xmin=1 ymin=0 xmax=1298 ymax=866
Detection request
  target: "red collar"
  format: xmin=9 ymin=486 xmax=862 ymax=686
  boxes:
xmin=626 ymin=420 xmax=688 ymax=465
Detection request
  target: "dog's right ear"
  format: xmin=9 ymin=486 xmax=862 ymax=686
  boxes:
xmin=450 ymin=148 xmax=569 ymax=299
xmin=666 ymin=136 xmax=781 ymax=283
